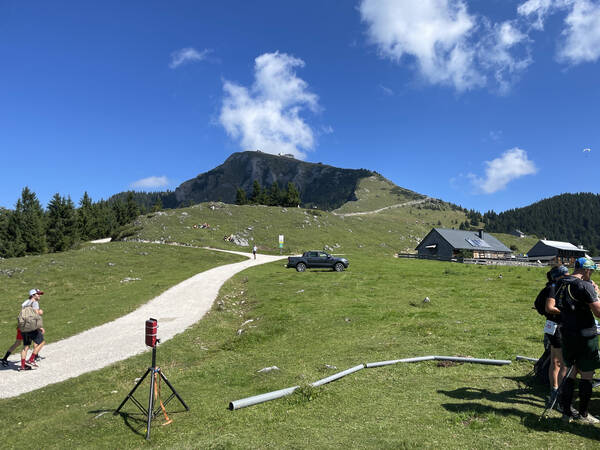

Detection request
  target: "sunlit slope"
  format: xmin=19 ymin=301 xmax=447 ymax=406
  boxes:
xmin=333 ymin=174 xmax=426 ymax=214
xmin=130 ymin=202 xmax=474 ymax=256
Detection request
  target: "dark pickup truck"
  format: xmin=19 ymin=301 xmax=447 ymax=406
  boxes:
xmin=286 ymin=251 xmax=349 ymax=272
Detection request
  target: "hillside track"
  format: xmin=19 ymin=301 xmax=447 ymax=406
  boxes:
xmin=0 ymin=249 xmax=286 ymax=399
xmin=332 ymin=197 xmax=431 ymax=217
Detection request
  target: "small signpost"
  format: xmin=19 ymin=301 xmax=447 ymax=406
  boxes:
xmin=279 ymin=235 xmax=284 ymax=255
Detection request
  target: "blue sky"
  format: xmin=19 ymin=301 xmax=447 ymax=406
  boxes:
xmin=1 ymin=0 xmax=598 ymax=212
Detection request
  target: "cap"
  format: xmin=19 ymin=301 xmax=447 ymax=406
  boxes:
xmin=575 ymin=257 xmax=597 ymax=270
xmin=28 ymin=288 xmax=44 ymax=297
xmin=549 ymin=265 xmax=569 ymax=281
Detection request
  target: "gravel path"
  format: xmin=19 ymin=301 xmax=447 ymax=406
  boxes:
xmin=332 ymin=197 xmax=430 ymax=216
xmin=0 ymin=249 xmax=286 ymax=399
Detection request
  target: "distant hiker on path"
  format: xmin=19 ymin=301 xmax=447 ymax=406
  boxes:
xmin=18 ymin=289 xmax=46 ymax=371
xmin=252 ymin=245 xmax=257 ymax=260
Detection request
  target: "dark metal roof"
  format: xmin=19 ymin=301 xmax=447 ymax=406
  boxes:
xmin=418 ymin=228 xmax=512 ymax=253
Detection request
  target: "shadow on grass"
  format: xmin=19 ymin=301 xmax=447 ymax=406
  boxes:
xmin=438 ymin=375 xmax=544 ymax=410
xmin=438 ymin=376 xmax=600 ymax=439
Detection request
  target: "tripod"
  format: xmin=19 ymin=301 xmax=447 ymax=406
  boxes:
xmin=114 ymin=345 xmax=189 ymax=440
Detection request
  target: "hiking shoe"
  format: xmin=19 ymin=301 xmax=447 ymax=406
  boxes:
xmin=18 ymin=365 xmax=33 ymax=372
xmin=570 ymin=407 xmax=581 ymax=419
xmin=561 ymin=414 xmax=574 ymax=423
xmin=0 ymin=359 xmax=8 ymax=367
xmin=577 ymin=413 xmax=600 ymax=425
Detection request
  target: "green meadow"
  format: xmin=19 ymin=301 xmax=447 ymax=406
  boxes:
xmin=2 ymin=241 xmax=600 ymax=448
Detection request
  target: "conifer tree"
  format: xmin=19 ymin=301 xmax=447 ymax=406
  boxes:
xmin=15 ymin=187 xmax=46 ymax=254
xmin=235 ymin=188 xmax=247 ymax=205
xmin=93 ymin=200 xmax=118 ymax=238
xmin=125 ymin=192 xmax=140 ymax=223
xmin=47 ymin=193 xmax=78 ymax=252
xmin=152 ymin=198 xmax=163 ymax=212
xmin=78 ymin=192 xmax=94 ymax=240
xmin=2 ymin=209 xmax=26 ymax=257
xmin=285 ymin=182 xmax=301 ymax=207
xmin=268 ymin=182 xmax=281 ymax=206
xmin=112 ymin=199 xmax=128 ymax=226
xmin=250 ymin=180 xmax=262 ymax=204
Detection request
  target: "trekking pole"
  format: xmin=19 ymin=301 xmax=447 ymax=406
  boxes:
xmin=539 ymin=365 xmax=574 ymax=421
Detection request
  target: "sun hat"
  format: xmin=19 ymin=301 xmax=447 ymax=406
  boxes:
xmin=575 ymin=257 xmax=597 ymax=270
xmin=550 ymin=265 xmax=569 ymax=281
xmin=28 ymin=288 xmax=44 ymax=297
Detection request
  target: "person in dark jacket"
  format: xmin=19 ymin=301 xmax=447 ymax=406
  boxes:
xmin=544 ymin=265 xmax=569 ymax=405
xmin=557 ymin=258 xmax=600 ymax=424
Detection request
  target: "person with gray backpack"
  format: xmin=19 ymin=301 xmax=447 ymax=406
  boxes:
xmin=17 ymin=288 xmax=46 ymax=371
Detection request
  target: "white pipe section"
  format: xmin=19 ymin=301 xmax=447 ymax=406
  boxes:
xmin=366 ymin=356 xmax=436 ymax=368
xmin=229 ymin=385 xmax=299 ymax=410
xmin=311 ymin=364 xmax=364 ymax=387
xmin=515 ymin=355 xmax=538 ymax=362
xmin=229 ymin=355 xmax=511 ymax=410
xmin=434 ymin=356 xmax=511 ymax=366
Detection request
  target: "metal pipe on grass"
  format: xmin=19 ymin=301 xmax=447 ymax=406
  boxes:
xmin=229 ymin=385 xmax=299 ymax=410
xmin=515 ymin=355 xmax=538 ymax=362
xmin=366 ymin=356 xmax=436 ymax=368
xmin=229 ymin=355 xmax=511 ymax=410
xmin=434 ymin=356 xmax=511 ymax=366
xmin=311 ymin=364 xmax=364 ymax=387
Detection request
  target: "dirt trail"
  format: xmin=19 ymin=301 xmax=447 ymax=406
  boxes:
xmin=0 ymin=249 xmax=286 ymax=399
xmin=332 ymin=197 xmax=431 ymax=217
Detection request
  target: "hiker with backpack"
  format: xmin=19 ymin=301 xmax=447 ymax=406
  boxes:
xmin=555 ymin=258 xmax=600 ymax=424
xmin=1 ymin=288 xmax=46 ymax=369
xmin=537 ymin=265 xmax=569 ymax=407
xmin=17 ymin=288 xmax=46 ymax=371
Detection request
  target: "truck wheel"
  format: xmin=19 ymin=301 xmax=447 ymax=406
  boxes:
xmin=296 ymin=263 xmax=306 ymax=272
xmin=334 ymin=262 xmax=344 ymax=272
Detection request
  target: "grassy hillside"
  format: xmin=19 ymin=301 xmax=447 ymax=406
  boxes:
xmin=129 ymin=201 xmax=470 ymax=256
xmin=129 ymin=201 xmax=537 ymax=259
xmin=332 ymin=174 xmax=425 ymax=214
xmin=2 ymin=254 xmax=598 ymax=447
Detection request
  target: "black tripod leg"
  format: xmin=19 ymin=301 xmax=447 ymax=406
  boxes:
xmin=540 ymin=365 xmax=574 ymax=421
xmin=115 ymin=368 xmax=151 ymax=414
xmin=159 ymin=370 xmax=190 ymax=411
xmin=146 ymin=368 xmax=156 ymax=440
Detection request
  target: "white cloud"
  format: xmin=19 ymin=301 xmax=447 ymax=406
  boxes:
xmin=169 ymin=47 xmax=211 ymax=69
xmin=360 ymin=0 xmax=483 ymax=91
xmin=479 ymin=21 xmax=532 ymax=94
xmin=557 ymin=0 xmax=600 ymax=64
xmin=518 ymin=0 xmax=600 ymax=64
xmin=219 ymin=52 xmax=319 ymax=159
xmin=359 ymin=0 xmax=531 ymax=92
xmin=379 ymin=84 xmax=394 ymax=96
xmin=470 ymin=148 xmax=538 ymax=193
xmin=517 ymin=0 xmax=558 ymax=30
xmin=131 ymin=176 xmax=170 ymax=190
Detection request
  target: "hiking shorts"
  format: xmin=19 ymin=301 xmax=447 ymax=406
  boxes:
xmin=22 ymin=330 xmax=43 ymax=346
xmin=561 ymin=333 xmax=600 ymax=372
xmin=546 ymin=328 xmax=562 ymax=348
xmin=16 ymin=327 xmax=22 ymax=340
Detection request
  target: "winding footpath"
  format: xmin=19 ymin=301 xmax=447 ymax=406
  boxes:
xmin=0 ymin=249 xmax=286 ymax=399
xmin=332 ymin=197 xmax=431 ymax=217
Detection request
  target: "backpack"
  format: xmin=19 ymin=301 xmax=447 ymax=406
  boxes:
xmin=533 ymin=345 xmax=551 ymax=385
xmin=17 ymin=306 xmax=43 ymax=332
xmin=533 ymin=287 xmax=548 ymax=315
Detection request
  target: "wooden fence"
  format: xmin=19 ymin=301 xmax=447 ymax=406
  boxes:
xmin=396 ymin=253 xmax=546 ymax=267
